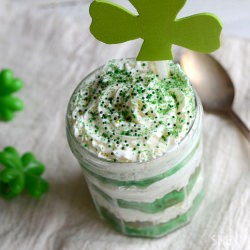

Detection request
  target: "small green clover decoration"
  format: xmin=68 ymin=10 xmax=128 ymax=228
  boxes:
xmin=0 ymin=69 xmax=24 ymax=121
xmin=90 ymin=0 xmax=222 ymax=61
xmin=0 ymin=147 xmax=49 ymax=199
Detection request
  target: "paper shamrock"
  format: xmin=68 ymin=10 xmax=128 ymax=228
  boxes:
xmin=0 ymin=69 xmax=24 ymax=121
xmin=0 ymin=147 xmax=49 ymax=199
xmin=90 ymin=0 xmax=222 ymax=61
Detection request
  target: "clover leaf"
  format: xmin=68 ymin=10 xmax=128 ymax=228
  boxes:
xmin=0 ymin=69 xmax=24 ymax=121
xmin=0 ymin=147 xmax=49 ymax=199
xmin=90 ymin=0 xmax=222 ymax=61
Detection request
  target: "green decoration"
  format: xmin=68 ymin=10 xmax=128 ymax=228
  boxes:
xmin=0 ymin=69 xmax=24 ymax=121
xmin=0 ymin=147 xmax=49 ymax=199
xmin=89 ymin=0 xmax=222 ymax=61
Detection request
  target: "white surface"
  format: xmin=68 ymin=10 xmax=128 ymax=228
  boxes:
xmin=11 ymin=0 xmax=250 ymax=38
xmin=0 ymin=1 xmax=250 ymax=250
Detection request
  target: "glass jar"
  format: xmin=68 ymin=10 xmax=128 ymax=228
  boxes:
xmin=66 ymin=63 xmax=204 ymax=238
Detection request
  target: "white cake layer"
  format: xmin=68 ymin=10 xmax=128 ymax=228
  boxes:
xmin=85 ymin=143 xmax=202 ymax=203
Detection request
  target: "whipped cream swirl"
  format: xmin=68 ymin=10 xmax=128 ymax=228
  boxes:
xmin=69 ymin=59 xmax=196 ymax=162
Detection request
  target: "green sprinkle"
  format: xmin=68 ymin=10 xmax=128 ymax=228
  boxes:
xmin=70 ymin=59 xmax=196 ymax=162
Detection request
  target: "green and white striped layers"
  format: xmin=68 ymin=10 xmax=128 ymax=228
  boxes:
xmin=83 ymin=139 xmax=203 ymax=238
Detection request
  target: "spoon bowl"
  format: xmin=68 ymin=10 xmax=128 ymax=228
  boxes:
xmin=180 ymin=50 xmax=250 ymax=142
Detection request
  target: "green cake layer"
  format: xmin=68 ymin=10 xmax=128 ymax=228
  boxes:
xmin=82 ymin=138 xmax=201 ymax=188
xmin=99 ymin=190 xmax=204 ymax=238
xmin=91 ymin=165 xmax=201 ymax=214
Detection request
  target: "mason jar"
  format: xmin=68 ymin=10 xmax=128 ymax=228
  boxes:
xmin=66 ymin=61 xmax=204 ymax=238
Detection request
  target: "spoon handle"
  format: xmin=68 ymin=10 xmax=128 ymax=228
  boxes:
xmin=229 ymin=110 xmax=250 ymax=143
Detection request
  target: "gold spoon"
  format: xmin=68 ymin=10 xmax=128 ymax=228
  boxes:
xmin=180 ymin=50 xmax=250 ymax=143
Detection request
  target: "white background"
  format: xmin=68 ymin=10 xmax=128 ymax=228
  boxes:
xmin=12 ymin=0 xmax=250 ymax=38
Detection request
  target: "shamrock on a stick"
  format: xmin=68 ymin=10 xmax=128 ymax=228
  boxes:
xmin=0 ymin=147 xmax=49 ymax=199
xmin=0 ymin=69 xmax=24 ymax=121
xmin=90 ymin=0 xmax=222 ymax=61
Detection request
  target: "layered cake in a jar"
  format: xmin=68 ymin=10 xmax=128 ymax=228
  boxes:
xmin=66 ymin=59 xmax=204 ymax=238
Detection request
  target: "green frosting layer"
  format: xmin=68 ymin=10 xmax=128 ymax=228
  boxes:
xmin=99 ymin=190 xmax=204 ymax=238
xmin=92 ymin=165 xmax=201 ymax=214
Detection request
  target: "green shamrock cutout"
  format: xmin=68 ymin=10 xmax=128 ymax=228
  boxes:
xmin=0 ymin=147 xmax=49 ymax=199
xmin=0 ymin=69 xmax=24 ymax=121
xmin=90 ymin=0 xmax=222 ymax=61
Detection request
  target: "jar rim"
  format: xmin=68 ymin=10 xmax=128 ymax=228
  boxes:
xmin=66 ymin=59 xmax=200 ymax=168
